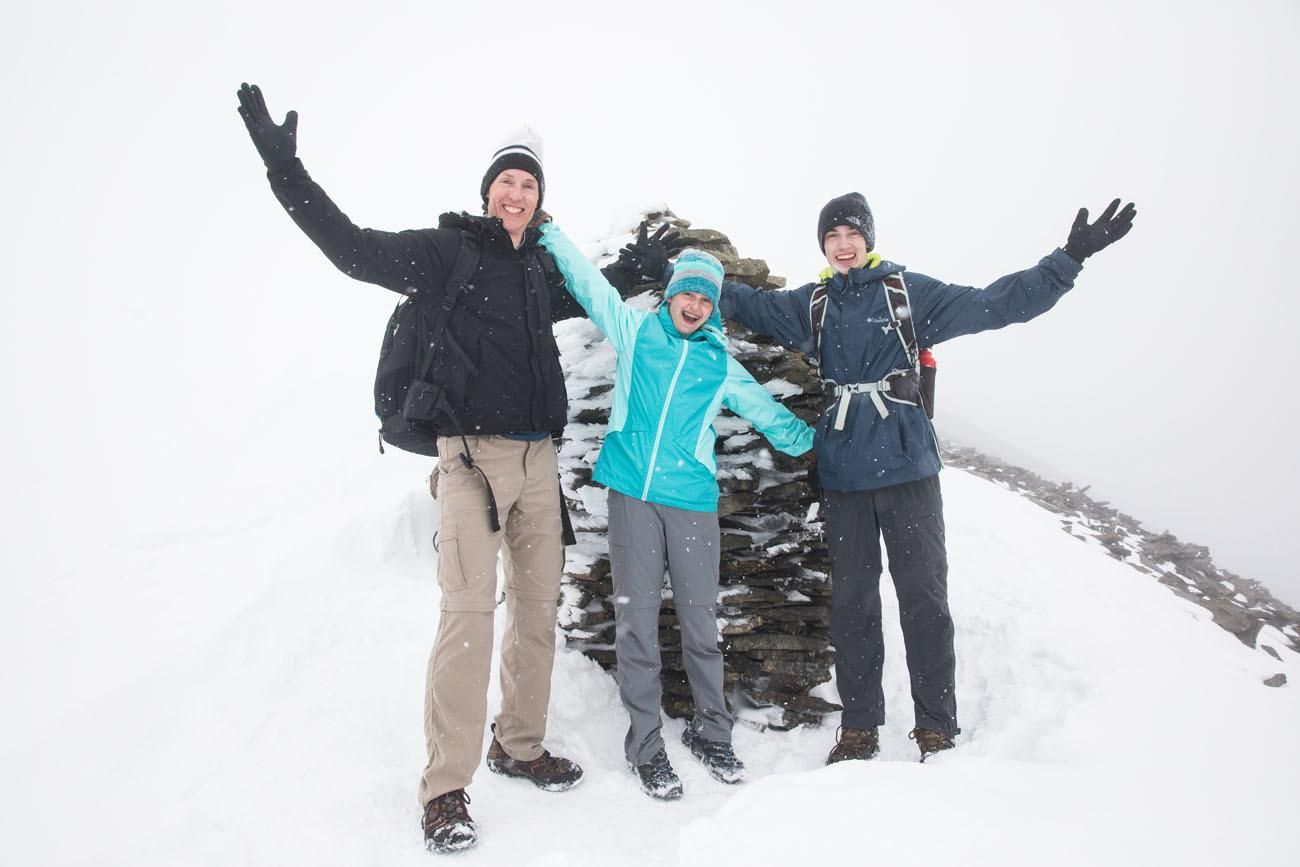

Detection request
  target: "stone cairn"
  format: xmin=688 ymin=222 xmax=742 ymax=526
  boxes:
xmin=554 ymin=210 xmax=1298 ymax=730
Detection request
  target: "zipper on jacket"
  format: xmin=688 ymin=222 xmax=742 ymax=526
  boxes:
xmin=641 ymin=340 xmax=691 ymax=501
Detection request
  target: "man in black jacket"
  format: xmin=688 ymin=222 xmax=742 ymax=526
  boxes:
xmin=237 ymin=83 xmax=585 ymax=855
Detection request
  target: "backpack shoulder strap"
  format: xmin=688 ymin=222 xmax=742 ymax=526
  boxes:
xmin=808 ymin=280 xmax=830 ymax=370
xmin=883 ymin=272 xmax=919 ymax=369
xmin=524 ymin=246 xmax=559 ymax=355
xmin=415 ymin=231 xmax=482 ymax=383
xmin=445 ymin=230 xmax=482 ymax=305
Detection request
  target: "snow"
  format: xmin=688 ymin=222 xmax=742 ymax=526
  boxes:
xmin=4 ymin=454 xmax=1297 ymax=866
xmin=4 ymin=3 xmax=1299 ymax=862
xmin=762 ymin=378 xmax=803 ymax=399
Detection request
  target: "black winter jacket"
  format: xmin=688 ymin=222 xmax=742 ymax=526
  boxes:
xmin=267 ymin=159 xmax=586 ymax=437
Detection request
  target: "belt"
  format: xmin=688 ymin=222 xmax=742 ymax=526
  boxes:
xmin=826 ymin=369 xmax=920 ymax=430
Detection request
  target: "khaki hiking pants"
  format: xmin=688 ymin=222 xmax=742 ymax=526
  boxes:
xmin=418 ymin=435 xmax=564 ymax=806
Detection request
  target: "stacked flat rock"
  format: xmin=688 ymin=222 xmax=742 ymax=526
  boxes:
xmin=555 ymin=210 xmax=839 ymax=730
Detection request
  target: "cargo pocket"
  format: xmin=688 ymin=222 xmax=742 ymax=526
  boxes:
xmin=435 ymin=527 xmax=468 ymax=593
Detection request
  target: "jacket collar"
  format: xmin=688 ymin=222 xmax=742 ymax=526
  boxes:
xmin=822 ymin=255 xmax=905 ymax=293
xmin=438 ymin=212 xmax=543 ymax=251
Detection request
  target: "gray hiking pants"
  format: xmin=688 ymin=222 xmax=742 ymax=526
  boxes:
xmin=824 ymin=475 xmax=959 ymax=737
xmin=607 ymin=490 xmax=733 ymax=766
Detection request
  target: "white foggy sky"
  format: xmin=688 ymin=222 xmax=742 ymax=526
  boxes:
xmin=2 ymin=0 xmax=1298 ymax=604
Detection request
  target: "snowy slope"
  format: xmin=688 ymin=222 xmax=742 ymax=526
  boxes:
xmin=3 ymin=444 xmax=1297 ymax=866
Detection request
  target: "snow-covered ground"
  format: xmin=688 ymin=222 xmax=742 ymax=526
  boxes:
xmin=3 ymin=5 xmax=1299 ymax=859
xmin=3 ymin=444 xmax=1296 ymax=866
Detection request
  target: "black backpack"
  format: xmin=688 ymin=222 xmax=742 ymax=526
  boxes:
xmin=374 ymin=231 xmax=482 ymax=456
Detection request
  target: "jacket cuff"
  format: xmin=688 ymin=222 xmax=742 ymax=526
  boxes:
xmin=1048 ymin=247 xmax=1084 ymax=277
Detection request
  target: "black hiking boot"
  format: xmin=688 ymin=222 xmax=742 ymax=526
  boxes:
xmin=909 ymin=727 xmax=956 ymax=762
xmin=486 ymin=726 xmax=584 ymax=792
xmin=681 ymin=725 xmax=746 ymax=784
xmin=632 ymin=748 xmax=684 ymax=800
xmin=421 ymin=789 xmax=476 ymax=854
xmin=826 ymin=726 xmax=880 ymax=764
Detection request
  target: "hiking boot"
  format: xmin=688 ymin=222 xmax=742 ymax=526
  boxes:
xmin=826 ymin=726 xmax=880 ymax=764
xmin=681 ymin=725 xmax=746 ymax=784
xmin=421 ymin=789 xmax=476 ymax=854
xmin=486 ymin=727 xmax=584 ymax=792
xmin=909 ymin=727 xmax=956 ymax=762
xmin=631 ymin=748 xmax=684 ymax=800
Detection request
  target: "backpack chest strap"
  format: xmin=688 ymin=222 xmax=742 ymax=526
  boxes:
xmin=827 ymin=369 xmax=921 ymax=429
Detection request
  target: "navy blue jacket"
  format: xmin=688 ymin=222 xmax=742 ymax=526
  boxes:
xmin=720 ymin=249 xmax=1082 ymax=491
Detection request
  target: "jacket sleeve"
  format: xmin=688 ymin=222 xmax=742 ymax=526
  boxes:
xmin=721 ymin=358 xmax=815 ymax=457
xmin=266 ymin=159 xmax=444 ymax=296
xmin=719 ymin=280 xmax=816 ymax=355
xmin=538 ymin=224 xmax=643 ymax=352
xmin=910 ymin=249 xmax=1083 ymax=345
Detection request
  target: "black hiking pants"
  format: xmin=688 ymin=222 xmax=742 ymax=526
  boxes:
xmin=824 ymin=474 xmax=958 ymax=736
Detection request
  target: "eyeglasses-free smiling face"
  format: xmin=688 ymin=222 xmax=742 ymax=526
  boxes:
xmin=667 ymin=291 xmax=714 ymax=335
xmin=823 ymin=225 xmax=869 ymax=274
xmin=485 ymin=168 xmax=540 ymax=246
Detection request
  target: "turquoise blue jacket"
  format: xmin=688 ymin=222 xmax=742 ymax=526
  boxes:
xmin=540 ymin=225 xmax=814 ymax=513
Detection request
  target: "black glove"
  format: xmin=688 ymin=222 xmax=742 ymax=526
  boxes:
xmin=1063 ymin=198 xmax=1136 ymax=264
xmin=237 ymin=82 xmax=298 ymax=172
xmin=805 ymin=453 xmax=822 ymax=503
xmin=616 ymin=221 xmax=687 ymax=284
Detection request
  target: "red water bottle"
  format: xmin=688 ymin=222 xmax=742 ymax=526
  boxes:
xmin=918 ymin=348 xmax=936 ymax=419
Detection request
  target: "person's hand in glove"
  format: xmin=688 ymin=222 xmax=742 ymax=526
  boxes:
xmin=616 ymin=221 xmax=688 ymax=284
xmin=236 ymin=82 xmax=298 ymax=173
xmin=1063 ymin=198 xmax=1137 ymax=264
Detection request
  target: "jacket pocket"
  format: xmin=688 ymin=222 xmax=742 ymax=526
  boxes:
xmin=435 ymin=527 xmax=468 ymax=592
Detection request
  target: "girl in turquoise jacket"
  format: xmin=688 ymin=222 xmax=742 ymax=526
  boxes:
xmin=539 ymin=224 xmax=813 ymax=799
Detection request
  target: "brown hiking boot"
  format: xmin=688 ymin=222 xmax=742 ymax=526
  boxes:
xmin=486 ymin=728 xmax=584 ymax=792
xmin=421 ymin=789 xmax=476 ymax=854
xmin=909 ymin=727 xmax=956 ymax=761
xmin=826 ymin=726 xmax=880 ymax=764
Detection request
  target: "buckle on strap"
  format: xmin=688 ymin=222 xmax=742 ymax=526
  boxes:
xmin=829 ymin=370 xmax=920 ymax=430
xmin=833 ymin=382 xmax=887 ymax=428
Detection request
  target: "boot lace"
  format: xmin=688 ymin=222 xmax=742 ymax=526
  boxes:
xmin=427 ymin=789 xmax=471 ymax=826
xmin=520 ymin=749 xmax=570 ymax=775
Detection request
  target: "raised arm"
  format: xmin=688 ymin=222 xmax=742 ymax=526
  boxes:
xmin=537 ymin=223 xmax=644 ymax=351
xmin=719 ymin=280 xmax=816 ymax=355
xmin=237 ymin=83 xmax=442 ymax=295
xmin=721 ymin=357 xmax=815 ymax=457
xmin=912 ymin=198 xmax=1136 ymax=345
xmin=907 ymin=251 xmax=1079 ymax=345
